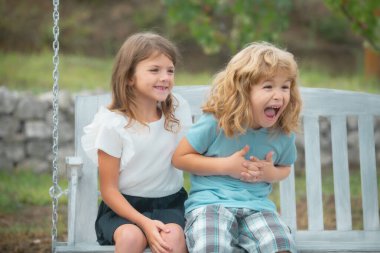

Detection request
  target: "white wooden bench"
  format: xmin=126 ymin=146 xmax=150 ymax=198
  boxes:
xmin=56 ymin=86 xmax=380 ymax=253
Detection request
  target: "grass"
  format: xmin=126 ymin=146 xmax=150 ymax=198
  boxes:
xmin=0 ymin=170 xmax=67 ymax=213
xmin=1 ymin=51 xmax=379 ymax=94
xmin=0 ymin=51 xmax=213 ymax=93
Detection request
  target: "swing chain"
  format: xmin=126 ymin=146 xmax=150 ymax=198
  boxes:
xmin=51 ymin=0 xmax=60 ymax=252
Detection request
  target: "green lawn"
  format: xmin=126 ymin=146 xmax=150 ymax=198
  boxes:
xmin=0 ymin=170 xmax=67 ymax=213
xmin=1 ymin=51 xmax=379 ymax=94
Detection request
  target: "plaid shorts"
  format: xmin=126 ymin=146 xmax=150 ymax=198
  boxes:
xmin=185 ymin=205 xmax=296 ymax=253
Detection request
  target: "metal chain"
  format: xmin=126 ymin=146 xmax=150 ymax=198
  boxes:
xmin=51 ymin=0 xmax=60 ymax=252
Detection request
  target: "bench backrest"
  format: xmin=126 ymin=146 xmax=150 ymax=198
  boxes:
xmin=70 ymin=86 xmax=380 ymax=250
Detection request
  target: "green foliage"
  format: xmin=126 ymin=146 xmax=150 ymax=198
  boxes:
xmin=163 ymin=0 xmax=292 ymax=54
xmin=0 ymin=0 xmax=51 ymax=51
xmin=313 ymin=14 xmax=353 ymax=43
xmin=324 ymin=0 xmax=380 ymax=52
xmin=0 ymin=170 xmax=67 ymax=213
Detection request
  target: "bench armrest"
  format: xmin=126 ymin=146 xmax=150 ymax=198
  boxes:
xmin=66 ymin=156 xmax=83 ymax=167
xmin=65 ymin=156 xmax=83 ymax=245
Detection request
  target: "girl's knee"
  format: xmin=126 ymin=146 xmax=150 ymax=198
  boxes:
xmin=114 ymin=224 xmax=147 ymax=253
xmin=161 ymin=223 xmax=187 ymax=252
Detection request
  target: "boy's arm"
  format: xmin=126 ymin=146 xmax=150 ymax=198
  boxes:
xmin=172 ymin=137 xmax=258 ymax=179
xmin=259 ymin=164 xmax=291 ymax=183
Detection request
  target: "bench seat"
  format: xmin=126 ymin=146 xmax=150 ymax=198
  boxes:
xmin=56 ymin=86 xmax=380 ymax=253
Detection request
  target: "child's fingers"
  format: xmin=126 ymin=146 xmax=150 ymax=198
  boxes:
xmin=265 ymin=151 xmax=274 ymax=162
xmin=154 ymin=232 xmax=172 ymax=252
xmin=249 ymin=155 xmax=260 ymax=162
xmin=240 ymin=171 xmax=261 ymax=182
xmin=238 ymin=145 xmax=250 ymax=157
xmin=247 ymin=170 xmax=262 ymax=176
xmin=154 ymin=220 xmax=170 ymax=233
xmin=240 ymin=172 xmax=254 ymax=182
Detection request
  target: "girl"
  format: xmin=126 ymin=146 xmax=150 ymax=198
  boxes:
xmin=81 ymin=32 xmax=191 ymax=253
xmin=172 ymin=42 xmax=302 ymax=252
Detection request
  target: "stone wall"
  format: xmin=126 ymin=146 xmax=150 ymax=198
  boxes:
xmin=0 ymin=86 xmax=379 ymax=173
xmin=0 ymin=87 xmax=76 ymax=173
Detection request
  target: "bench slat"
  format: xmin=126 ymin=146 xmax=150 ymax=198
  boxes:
xmin=358 ymin=115 xmax=380 ymax=231
xmin=71 ymin=96 xmax=104 ymax=244
xmin=301 ymin=87 xmax=380 ymax=116
xmin=280 ymin=166 xmax=297 ymax=230
xmin=173 ymin=85 xmax=209 ymax=118
xmin=303 ymin=115 xmax=324 ymax=230
xmin=330 ymin=115 xmax=352 ymax=231
xmin=296 ymin=230 xmax=380 ymax=251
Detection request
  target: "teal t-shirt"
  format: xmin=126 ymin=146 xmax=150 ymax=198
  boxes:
xmin=184 ymin=113 xmax=297 ymax=214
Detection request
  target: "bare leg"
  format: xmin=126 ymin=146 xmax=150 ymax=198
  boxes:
xmin=160 ymin=223 xmax=187 ymax=253
xmin=114 ymin=224 xmax=147 ymax=253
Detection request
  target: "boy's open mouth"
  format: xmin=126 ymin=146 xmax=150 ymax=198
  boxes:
xmin=264 ymin=106 xmax=281 ymax=118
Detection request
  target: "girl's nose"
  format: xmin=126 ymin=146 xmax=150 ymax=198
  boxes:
xmin=160 ymin=72 xmax=170 ymax=82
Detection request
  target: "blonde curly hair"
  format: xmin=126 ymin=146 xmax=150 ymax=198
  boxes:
xmin=203 ymin=42 xmax=302 ymax=137
xmin=108 ymin=32 xmax=180 ymax=132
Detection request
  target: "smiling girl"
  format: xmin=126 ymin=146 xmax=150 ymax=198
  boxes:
xmin=172 ymin=42 xmax=302 ymax=253
xmin=81 ymin=32 xmax=191 ymax=253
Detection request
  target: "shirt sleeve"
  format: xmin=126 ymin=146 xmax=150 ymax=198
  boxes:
xmin=95 ymin=123 xmax=123 ymax=158
xmin=81 ymin=107 xmax=127 ymax=166
xmin=186 ymin=113 xmax=218 ymax=154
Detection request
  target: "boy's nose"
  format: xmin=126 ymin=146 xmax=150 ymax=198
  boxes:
xmin=273 ymin=90 xmax=281 ymax=100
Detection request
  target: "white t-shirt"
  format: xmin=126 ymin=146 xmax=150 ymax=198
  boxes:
xmin=81 ymin=93 xmax=192 ymax=198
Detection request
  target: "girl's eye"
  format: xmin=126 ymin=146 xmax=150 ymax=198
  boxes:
xmin=168 ymin=69 xmax=175 ymax=74
xmin=149 ymin=69 xmax=159 ymax=73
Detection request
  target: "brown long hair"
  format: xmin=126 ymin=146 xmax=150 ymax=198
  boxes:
xmin=203 ymin=42 xmax=302 ymax=137
xmin=108 ymin=32 xmax=180 ymax=132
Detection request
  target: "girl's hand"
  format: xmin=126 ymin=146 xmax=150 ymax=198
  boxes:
xmin=140 ymin=219 xmax=172 ymax=253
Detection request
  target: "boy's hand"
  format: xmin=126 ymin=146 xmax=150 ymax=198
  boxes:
xmin=222 ymin=145 xmax=254 ymax=179
xmin=241 ymin=151 xmax=278 ymax=183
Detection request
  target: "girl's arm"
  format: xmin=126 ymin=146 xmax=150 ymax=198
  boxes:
xmin=98 ymin=150 xmax=172 ymax=252
xmin=172 ymin=138 xmax=259 ymax=179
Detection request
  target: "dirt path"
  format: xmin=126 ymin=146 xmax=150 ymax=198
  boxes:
xmin=0 ymin=206 xmax=66 ymax=253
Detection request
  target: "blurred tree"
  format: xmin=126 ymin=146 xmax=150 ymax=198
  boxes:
xmin=162 ymin=0 xmax=292 ymax=55
xmin=324 ymin=0 xmax=380 ymax=79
